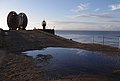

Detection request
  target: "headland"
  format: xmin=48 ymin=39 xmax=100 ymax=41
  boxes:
xmin=0 ymin=30 xmax=120 ymax=81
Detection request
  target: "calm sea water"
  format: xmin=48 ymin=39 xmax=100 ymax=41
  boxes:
xmin=56 ymin=30 xmax=120 ymax=47
xmin=23 ymin=47 xmax=120 ymax=78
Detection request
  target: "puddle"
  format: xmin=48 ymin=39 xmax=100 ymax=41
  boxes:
xmin=23 ymin=47 xmax=120 ymax=77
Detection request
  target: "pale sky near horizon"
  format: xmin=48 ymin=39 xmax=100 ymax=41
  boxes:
xmin=0 ymin=0 xmax=120 ymax=30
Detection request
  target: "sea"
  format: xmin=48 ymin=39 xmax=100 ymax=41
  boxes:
xmin=55 ymin=30 xmax=120 ymax=48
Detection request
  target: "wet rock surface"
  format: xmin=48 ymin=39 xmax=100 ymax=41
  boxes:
xmin=0 ymin=51 xmax=43 ymax=81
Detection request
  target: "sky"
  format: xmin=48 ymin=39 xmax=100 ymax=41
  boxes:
xmin=0 ymin=0 xmax=120 ymax=30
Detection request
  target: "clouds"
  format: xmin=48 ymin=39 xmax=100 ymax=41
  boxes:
xmin=50 ymin=20 xmax=120 ymax=30
xmin=77 ymin=3 xmax=89 ymax=11
xmin=69 ymin=2 xmax=120 ymax=19
xmin=68 ymin=13 xmax=114 ymax=19
xmin=109 ymin=3 xmax=120 ymax=10
xmin=52 ymin=20 xmax=120 ymax=25
xmin=71 ymin=3 xmax=89 ymax=13
xmin=94 ymin=8 xmax=100 ymax=12
xmin=71 ymin=2 xmax=101 ymax=13
xmin=52 ymin=20 xmax=98 ymax=25
xmin=71 ymin=2 xmax=120 ymax=12
xmin=65 ymin=1 xmax=120 ymax=30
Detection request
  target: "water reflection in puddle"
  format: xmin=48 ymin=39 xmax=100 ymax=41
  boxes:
xmin=23 ymin=47 xmax=120 ymax=77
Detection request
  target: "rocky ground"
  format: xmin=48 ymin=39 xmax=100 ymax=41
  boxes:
xmin=0 ymin=51 xmax=44 ymax=81
xmin=0 ymin=30 xmax=120 ymax=81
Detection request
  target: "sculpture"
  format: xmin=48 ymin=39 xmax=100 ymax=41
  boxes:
xmin=7 ymin=11 xmax=28 ymax=30
xmin=7 ymin=11 xmax=19 ymax=30
xmin=18 ymin=13 xmax=28 ymax=30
